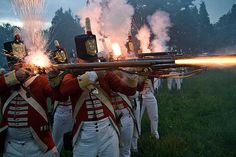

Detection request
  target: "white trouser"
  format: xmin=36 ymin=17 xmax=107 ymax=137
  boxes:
xmin=52 ymin=105 xmax=73 ymax=152
xmin=3 ymin=139 xmax=55 ymax=157
xmin=73 ymin=117 xmax=119 ymax=157
xmin=154 ymin=78 xmax=161 ymax=91
xmin=167 ymin=78 xmax=181 ymax=90
xmin=141 ymin=92 xmax=159 ymax=138
xmin=117 ymin=108 xmax=134 ymax=157
xmin=129 ymin=98 xmax=141 ymax=150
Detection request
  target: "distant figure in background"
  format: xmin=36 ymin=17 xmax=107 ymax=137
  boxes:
xmin=3 ymin=27 xmax=27 ymax=68
xmin=125 ymin=32 xmax=135 ymax=54
xmin=154 ymin=78 xmax=161 ymax=92
xmin=167 ymin=69 xmax=182 ymax=90
xmin=51 ymin=40 xmax=74 ymax=153
xmin=51 ymin=40 xmax=68 ymax=64
xmin=125 ymin=32 xmax=136 ymax=59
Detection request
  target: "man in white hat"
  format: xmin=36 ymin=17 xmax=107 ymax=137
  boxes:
xmin=51 ymin=40 xmax=68 ymax=64
xmin=12 ymin=28 xmax=27 ymax=59
xmin=51 ymin=40 xmax=73 ymax=153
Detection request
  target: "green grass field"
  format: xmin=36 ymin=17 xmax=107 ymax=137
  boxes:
xmin=132 ymin=69 xmax=236 ymax=157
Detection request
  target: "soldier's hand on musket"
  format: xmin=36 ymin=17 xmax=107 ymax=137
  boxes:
xmin=122 ymin=71 xmax=139 ymax=88
xmin=78 ymin=71 xmax=98 ymax=89
xmin=15 ymin=68 xmax=31 ymax=82
xmin=143 ymin=67 xmax=153 ymax=73
xmin=47 ymin=67 xmax=62 ymax=88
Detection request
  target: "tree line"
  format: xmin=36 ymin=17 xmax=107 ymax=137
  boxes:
xmin=1 ymin=1 xmax=236 ymax=67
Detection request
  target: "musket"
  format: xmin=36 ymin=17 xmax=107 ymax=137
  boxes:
xmin=53 ymin=59 xmax=175 ymax=71
xmin=52 ymin=58 xmax=204 ymax=78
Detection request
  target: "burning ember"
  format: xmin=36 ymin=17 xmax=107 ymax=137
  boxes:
xmin=112 ymin=43 xmax=122 ymax=59
xmin=175 ymin=56 xmax=236 ymax=68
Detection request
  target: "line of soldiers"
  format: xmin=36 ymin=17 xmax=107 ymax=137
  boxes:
xmin=0 ymin=25 xmax=160 ymax=157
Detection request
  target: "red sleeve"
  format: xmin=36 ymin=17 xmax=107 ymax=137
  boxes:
xmin=105 ymin=71 xmax=136 ymax=96
xmin=39 ymin=75 xmax=67 ymax=102
xmin=0 ymin=75 xmax=10 ymax=93
xmin=60 ymin=74 xmax=82 ymax=97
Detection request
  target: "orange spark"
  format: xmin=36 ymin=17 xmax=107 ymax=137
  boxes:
xmin=175 ymin=56 xmax=236 ymax=67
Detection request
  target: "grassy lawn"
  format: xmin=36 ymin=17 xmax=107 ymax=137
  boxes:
xmin=132 ymin=69 xmax=236 ymax=157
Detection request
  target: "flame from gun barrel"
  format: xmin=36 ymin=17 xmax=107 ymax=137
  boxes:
xmin=175 ymin=56 xmax=236 ymax=68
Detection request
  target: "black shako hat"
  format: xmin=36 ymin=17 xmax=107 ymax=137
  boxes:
xmin=74 ymin=34 xmax=98 ymax=61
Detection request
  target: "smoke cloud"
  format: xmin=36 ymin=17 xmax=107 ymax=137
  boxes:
xmin=148 ymin=10 xmax=172 ymax=52
xmin=77 ymin=0 xmax=134 ymax=56
xmin=12 ymin=0 xmax=51 ymax=67
xmin=136 ymin=24 xmax=151 ymax=53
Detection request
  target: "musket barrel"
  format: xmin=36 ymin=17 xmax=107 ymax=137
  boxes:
xmin=137 ymin=52 xmax=182 ymax=58
xmin=53 ymin=59 xmax=175 ymax=70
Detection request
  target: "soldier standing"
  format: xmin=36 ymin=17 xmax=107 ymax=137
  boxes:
xmin=111 ymin=91 xmax=135 ymax=157
xmin=51 ymin=40 xmax=68 ymax=64
xmin=3 ymin=28 xmax=27 ymax=68
xmin=140 ymin=78 xmax=159 ymax=139
xmin=49 ymin=17 xmax=138 ymax=157
xmin=0 ymin=68 xmax=62 ymax=157
xmin=51 ymin=40 xmax=74 ymax=153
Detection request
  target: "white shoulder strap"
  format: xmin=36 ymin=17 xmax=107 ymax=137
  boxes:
xmin=18 ymin=87 xmax=48 ymax=122
xmin=117 ymin=92 xmax=132 ymax=108
xmin=2 ymin=75 xmax=39 ymax=116
xmin=87 ymin=85 xmax=116 ymax=118
xmin=73 ymin=90 xmax=89 ymax=121
xmin=2 ymin=91 xmax=18 ymax=115
xmin=23 ymin=75 xmax=38 ymax=87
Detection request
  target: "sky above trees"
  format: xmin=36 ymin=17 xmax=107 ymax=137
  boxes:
xmin=0 ymin=0 xmax=235 ymax=26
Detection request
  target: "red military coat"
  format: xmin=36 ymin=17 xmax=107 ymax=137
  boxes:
xmin=59 ymin=71 xmax=137 ymax=145
xmin=0 ymin=74 xmax=63 ymax=153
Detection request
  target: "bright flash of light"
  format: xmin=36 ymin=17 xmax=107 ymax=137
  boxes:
xmin=25 ymin=51 xmax=51 ymax=67
xmin=12 ymin=0 xmax=51 ymax=68
xmin=175 ymin=56 xmax=236 ymax=67
xmin=112 ymin=43 xmax=122 ymax=58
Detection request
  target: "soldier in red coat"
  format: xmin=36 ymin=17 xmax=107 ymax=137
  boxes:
xmin=0 ymin=68 xmax=62 ymax=157
xmin=50 ymin=31 xmax=138 ymax=157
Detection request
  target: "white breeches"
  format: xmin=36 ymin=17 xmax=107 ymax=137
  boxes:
xmin=73 ymin=118 xmax=119 ymax=157
xmin=167 ymin=77 xmax=181 ymax=90
xmin=52 ymin=105 xmax=73 ymax=152
xmin=118 ymin=108 xmax=134 ymax=157
xmin=3 ymin=139 xmax=55 ymax=157
xmin=141 ymin=93 xmax=159 ymax=137
xmin=129 ymin=98 xmax=141 ymax=150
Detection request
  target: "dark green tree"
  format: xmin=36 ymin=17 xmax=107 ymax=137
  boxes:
xmin=0 ymin=23 xmax=15 ymax=68
xmin=214 ymin=4 xmax=236 ymax=50
xmin=198 ymin=1 xmax=214 ymax=52
xmin=48 ymin=8 xmax=83 ymax=58
xmin=169 ymin=5 xmax=199 ymax=54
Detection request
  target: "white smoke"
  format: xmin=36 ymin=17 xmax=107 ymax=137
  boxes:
xmin=136 ymin=25 xmax=151 ymax=53
xmin=77 ymin=1 xmax=103 ymax=50
xmin=77 ymin=0 xmax=134 ymax=56
xmin=101 ymin=0 xmax=134 ymax=54
xmin=12 ymin=0 xmax=51 ymax=67
xmin=148 ymin=10 xmax=172 ymax=52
